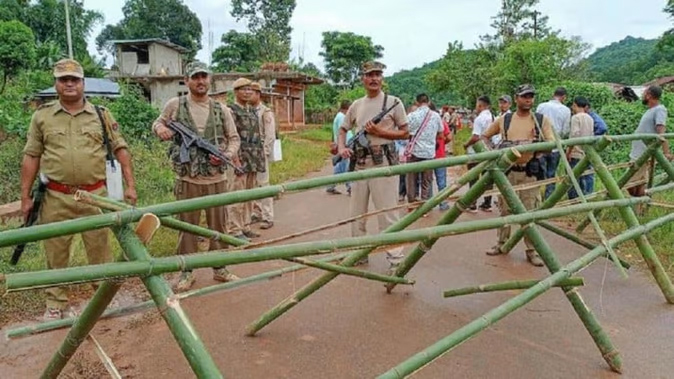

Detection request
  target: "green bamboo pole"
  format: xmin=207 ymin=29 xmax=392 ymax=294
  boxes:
xmin=285 ymin=257 xmax=414 ymax=285
xmin=242 ymin=157 xmax=495 ymax=336
xmin=442 ymin=277 xmax=584 ymax=298
xmin=40 ymin=279 xmax=122 ymax=379
xmin=653 ymin=149 xmax=674 ymax=183
xmin=585 ymin=145 xmax=674 ymax=304
xmin=476 ymin=143 xmax=623 ymax=373
xmin=2 ymin=134 xmax=673 ymax=250
xmin=112 ymin=224 xmax=223 ymax=379
xmin=3 ymin=197 xmax=649 ymax=292
xmin=6 ymin=252 xmax=353 ymax=340
xmin=499 ymin=137 xmax=611 ymax=254
xmin=377 ymin=212 xmax=674 ymax=379
xmin=550 ymin=130 xmax=627 ymax=278
xmin=536 ymin=221 xmax=631 ymax=269
xmin=645 ymin=182 xmax=674 ymax=196
xmin=77 ymin=193 xmax=415 ymax=285
xmin=384 ymin=149 xmax=521 ymax=294
xmin=575 ymin=140 xmax=663 ymax=233
xmin=76 ymin=191 xmax=248 ymax=247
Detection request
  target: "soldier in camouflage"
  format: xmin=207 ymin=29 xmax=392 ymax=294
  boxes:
xmin=250 ymin=81 xmax=276 ymax=230
xmin=153 ymin=61 xmax=241 ymax=291
xmin=226 ymin=78 xmax=267 ymax=239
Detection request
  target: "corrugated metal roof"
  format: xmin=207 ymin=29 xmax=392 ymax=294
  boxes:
xmin=36 ymin=78 xmax=120 ymax=97
xmin=110 ymin=38 xmax=190 ymax=53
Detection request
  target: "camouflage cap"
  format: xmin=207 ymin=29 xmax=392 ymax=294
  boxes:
xmin=250 ymin=81 xmax=262 ymax=92
xmin=498 ymin=95 xmax=512 ymax=103
xmin=185 ymin=61 xmax=211 ymax=77
xmin=233 ymin=77 xmax=253 ymax=90
xmin=361 ymin=61 xmax=386 ymax=74
xmin=53 ymin=59 xmax=84 ymax=79
xmin=515 ymin=84 xmax=536 ymax=96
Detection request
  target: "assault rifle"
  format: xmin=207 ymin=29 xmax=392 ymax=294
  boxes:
xmin=167 ymin=120 xmax=245 ymax=175
xmin=332 ymin=100 xmax=400 ymax=166
xmin=10 ymin=174 xmax=48 ymax=265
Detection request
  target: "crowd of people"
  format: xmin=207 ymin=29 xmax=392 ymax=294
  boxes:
xmin=19 ymin=57 xmax=671 ymax=321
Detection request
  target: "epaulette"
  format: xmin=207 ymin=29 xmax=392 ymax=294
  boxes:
xmin=37 ymin=101 xmax=56 ymax=110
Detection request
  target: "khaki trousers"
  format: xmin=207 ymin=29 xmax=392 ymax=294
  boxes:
xmin=351 ymin=157 xmax=404 ymax=265
xmin=40 ymin=186 xmax=111 ymax=310
xmin=227 ymin=172 xmax=257 ymax=235
xmin=496 ymin=170 xmax=541 ymax=251
xmin=175 ymin=179 xmax=229 ymax=257
xmin=253 ymin=159 xmax=273 ymax=222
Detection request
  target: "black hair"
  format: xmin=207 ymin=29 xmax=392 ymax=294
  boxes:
xmin=647 ymin=85 xmax=663 ymax=100
xmin=416 ymin=93 xmax=430 ymax=103
xmin=573 ymin=96 xmax=589 ymax=108
xmin=340 ymin=100 xmax=351 ymax=110
xmin=477 ymin=95 xmax=491 ymax=105
xmin=554 ymin=87 xmax=567 ymax=97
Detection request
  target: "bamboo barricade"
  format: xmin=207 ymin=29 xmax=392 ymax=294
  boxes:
xmin=3 ymin=134 xmax=674 ymax=378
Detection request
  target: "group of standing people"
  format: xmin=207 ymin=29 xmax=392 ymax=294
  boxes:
xmin=20 ymin=58 xmax=279 ymax=320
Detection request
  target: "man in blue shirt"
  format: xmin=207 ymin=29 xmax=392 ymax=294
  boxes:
xmin=327 ymin=100 xmax=353 ymax=195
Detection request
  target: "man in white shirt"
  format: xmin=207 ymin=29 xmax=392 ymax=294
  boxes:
xmin=404 ymin=93 xmax=444 ymax=204
xmin=463 ymin=96 xmax=495 ymax=212
xmin=536 ymin=87 xmax=571 ymax=199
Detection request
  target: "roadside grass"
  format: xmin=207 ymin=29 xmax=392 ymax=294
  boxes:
xmin=0 ymin=128 xmax=331 ymax=326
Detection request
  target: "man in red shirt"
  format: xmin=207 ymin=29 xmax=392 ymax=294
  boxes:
xmin=433 ymin=112 xmax=452 ymax=211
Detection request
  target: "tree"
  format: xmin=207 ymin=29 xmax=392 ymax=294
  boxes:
xmin=480 ymin=0 xmax=556 ymax=48
xmin=494 ymin=36 xmax=590 ymax=92
xmin=211 ymin=30 xmax=260 ymax=72
xmin=319 ymin=31 xmax=384 ymax=88
xmin=229 ymin=0 xmax=296 ymax=63
xmin=0 ymin=20 xmax=36 ymax=93
xmin=96 ymin=0 xmax=202 ymax=59
xmin=23 ymin=0 xmax=102 ymax=59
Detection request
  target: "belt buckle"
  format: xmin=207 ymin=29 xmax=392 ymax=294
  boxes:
xmin=67 ymin=185 xmax=78 ymax=194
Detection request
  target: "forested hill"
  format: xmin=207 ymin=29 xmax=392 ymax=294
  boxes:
xmin=386 ymin=60 xmax=459 ymax=107
xmin=585 ymin=36 xmax=659 ymax=85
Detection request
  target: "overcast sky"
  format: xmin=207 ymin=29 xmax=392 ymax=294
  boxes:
xmin=85 ymin=0 xmax=672 ymax=74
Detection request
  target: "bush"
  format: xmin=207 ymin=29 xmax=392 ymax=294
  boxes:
xmin=536 ymin=81 xmax=616 ymax=111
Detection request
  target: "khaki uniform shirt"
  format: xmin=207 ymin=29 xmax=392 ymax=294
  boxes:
xmin=23 ymin=101 xmax=129 ymax=185
xmin=341 ymin=91 xmax=408 ymax=146
xmin=483 ymin=112 xmax=555 ymax=165
xmin=568 ymin=113 xmax=594 ymax=159
xmin=153 ymin=95 xmax=240 ymax=184
xmin=255 ymin=103 xmax=276 ymax=158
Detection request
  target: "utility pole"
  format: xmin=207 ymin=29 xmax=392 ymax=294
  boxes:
xmin=533 ymin=10 xmax=539 ymax=40
xmin=64 ymin=0 xmax=74 ymax=58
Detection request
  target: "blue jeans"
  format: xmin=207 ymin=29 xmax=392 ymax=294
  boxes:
xmin=433 ymin=167 xmax=449 ymax=209
xmin=544 ymin=152 xmax=560 ymax=199
xmin=327 ymin=158 xmax=351 ymax=192
xmin=567 ymin=158 xmax=592 ymax=199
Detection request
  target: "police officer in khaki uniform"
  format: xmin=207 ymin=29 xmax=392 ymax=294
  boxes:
xmin=21 ymin=59 xmax=138 ymax=320
xmin=250 ymin=81 xmax=276 ymax=230
xmin=338 ymin=61 xmax=409 ymax=271
xmin=482 ymin=84 xmax=555 ymax=267
xmin=226 ymin=78 xmax=267 ymax=240
xmin=153 ymin=61 xmax=241 ymax=291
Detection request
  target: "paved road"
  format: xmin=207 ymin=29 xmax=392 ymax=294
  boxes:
xmin=2 ymin=164 xmax=674 ymax=378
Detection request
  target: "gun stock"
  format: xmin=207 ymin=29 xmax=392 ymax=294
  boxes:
xmin=10 ymin=178 xmax=47 ymax=265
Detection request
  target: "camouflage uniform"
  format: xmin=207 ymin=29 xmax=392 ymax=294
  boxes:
xmin=227 ymin=78 xmax=266 ymax=238
xmin=250 ymin=81 xmax=276 ymax=229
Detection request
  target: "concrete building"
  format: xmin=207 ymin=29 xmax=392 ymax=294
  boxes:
xmin=107 ymin=39 xmax=323 ymax=129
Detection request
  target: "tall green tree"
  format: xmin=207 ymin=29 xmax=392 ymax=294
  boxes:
xmin=96 ymin=0 xmax=202 ymax=59
xmin=23 ymin=0 xmax=102 ymax=59
xmin=319 ymin=31 xmax=384 ymax=87
xmin=229 ymin=0 xmax=296 ymax=63
xmin=211 ymin=30 xmax=260 ymax=72
xmin=0 ymin=20 xmax=36 ymax=93
xmin=480 ymin=0 xmax=555 ymax=48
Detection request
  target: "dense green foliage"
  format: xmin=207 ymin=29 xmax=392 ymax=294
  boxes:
xmin=585 ymin=36 xmax=662 ymax=84
xmin=319 ymin=31 xmax=384 ymax=87
xmin=96 ymin=0 xmax=203 ymax=59
xmin=386 ymin=60 xmax=459 ymax=107
xmin=0 ymin=20 xmax=36 ymax=93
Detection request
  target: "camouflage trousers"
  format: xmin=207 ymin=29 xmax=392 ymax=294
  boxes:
xmin=495 ymin=170 xmax=541 ymax=251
